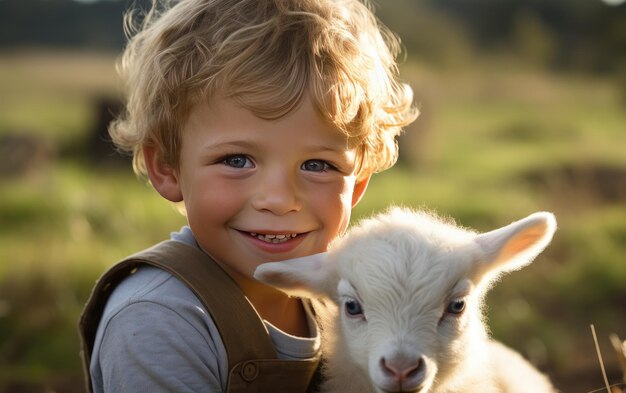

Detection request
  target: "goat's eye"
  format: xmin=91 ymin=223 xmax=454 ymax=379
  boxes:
xmin=446 ymin=298 xmax=466 ymax=314
xmin=344 ymin=298 xmax=363 ymax=317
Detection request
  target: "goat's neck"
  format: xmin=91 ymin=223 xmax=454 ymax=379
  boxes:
xmin=433 ymin=318 xmax=494 ymax=392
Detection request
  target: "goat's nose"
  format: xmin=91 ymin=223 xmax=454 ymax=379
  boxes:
xmin=380 ymin=356 xmax=424 ymax=384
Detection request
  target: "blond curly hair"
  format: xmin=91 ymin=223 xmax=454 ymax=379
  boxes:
xmin=110 ymin=0 xmax=417 ymax=181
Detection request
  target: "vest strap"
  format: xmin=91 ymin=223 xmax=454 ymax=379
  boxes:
xmin=79 ymin=240 xmax=284 ymax=392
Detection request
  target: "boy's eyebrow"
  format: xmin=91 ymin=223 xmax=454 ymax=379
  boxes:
xmin=201 ymin=141 xmax=256 ymax=151
xmin=202 ymin=141 xmax=353 ymax=155
xmin=305 ymin=144 xmax=353 ymax=154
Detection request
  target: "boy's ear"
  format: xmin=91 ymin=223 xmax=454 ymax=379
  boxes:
xmin=143 ymin=145 xmax=183 ymax=202
xmin=351 ymin=175 xmax=371 ymax=207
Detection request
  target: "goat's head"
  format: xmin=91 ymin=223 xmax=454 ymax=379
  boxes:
xmin=255 ymin=208 xmax=556 ymax=393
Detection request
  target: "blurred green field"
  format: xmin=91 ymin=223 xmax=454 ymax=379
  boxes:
xmin=0 ymin=51 xmax=625 ymax=392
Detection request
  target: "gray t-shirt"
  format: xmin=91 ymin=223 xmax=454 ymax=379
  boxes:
xmin=89 ymin=226 xmax=321 ymax=393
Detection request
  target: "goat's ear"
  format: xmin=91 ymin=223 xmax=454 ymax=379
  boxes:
xmin=474 ymin=212 xmax=556 ymax=278
xmin=254 ymin=253 xmax=337 ymax=298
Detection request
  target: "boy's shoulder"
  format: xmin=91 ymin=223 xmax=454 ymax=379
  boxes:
xmin=96 ymin=262 xmax=224 ymax=348
xmin=90 ymin=265 xmax=227 ymax=392
xmin=102 ymin=264 xmax=202 ymax=318
xmin=99 ymin=228 xmax=212 ymax=322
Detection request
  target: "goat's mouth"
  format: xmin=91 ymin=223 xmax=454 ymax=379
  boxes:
xmin=378 ymin=387 xmax=423 ymax=393
xmin=247 ymin=232 xmax=300 ymax=244
xmin=375 ymin=376 xmax=428 ymax=393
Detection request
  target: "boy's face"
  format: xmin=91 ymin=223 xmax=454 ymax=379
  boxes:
xmin=147 ymin=96 xmax=369 ymax=287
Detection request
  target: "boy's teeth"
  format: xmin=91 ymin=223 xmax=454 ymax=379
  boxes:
xmin=249 ymin=232 xmax=298 ymax=243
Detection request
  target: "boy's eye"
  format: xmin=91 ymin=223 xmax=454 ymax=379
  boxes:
xmin=301 ymin=159 xmax=332 ymax=172
xmin=222 ymin=155 xmax=253 ymax=168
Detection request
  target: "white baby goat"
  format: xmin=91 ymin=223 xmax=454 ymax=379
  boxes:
xmin=255 ymin=208 xmax=558 ymax=393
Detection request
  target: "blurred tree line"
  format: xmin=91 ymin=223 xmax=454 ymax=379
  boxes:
xmin=0 ymin=0 xmax=624 ymax=74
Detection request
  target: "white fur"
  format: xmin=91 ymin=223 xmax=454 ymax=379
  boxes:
xmin=255 ymin=207 xmax=558 ymax=393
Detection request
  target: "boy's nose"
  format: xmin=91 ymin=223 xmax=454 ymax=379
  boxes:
xmin=251 ymin=172 xmax=302 ymax=215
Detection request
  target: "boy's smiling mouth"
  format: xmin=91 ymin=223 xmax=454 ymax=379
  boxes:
xmin=249 ymin=232 xmax=299 ymax=244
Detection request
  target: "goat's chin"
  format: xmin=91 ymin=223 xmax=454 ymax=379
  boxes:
xmin=371 ymin=373 xmax=435 ymax=393
xmin=372 ymin=383 xmax=432 ymax=393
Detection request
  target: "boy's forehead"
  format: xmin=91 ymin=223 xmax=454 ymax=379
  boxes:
xmin=184 ymin=95 xmax=354 ymax=149
xmin=190 ymin=95 xmax=346 ymax=133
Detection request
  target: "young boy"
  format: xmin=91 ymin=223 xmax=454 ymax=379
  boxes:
xmin=79 ymin=0 xmax=417 ymax=391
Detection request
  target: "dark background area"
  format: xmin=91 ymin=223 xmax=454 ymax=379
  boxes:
xmin=0 ymin=0 xmax=624 ymax=74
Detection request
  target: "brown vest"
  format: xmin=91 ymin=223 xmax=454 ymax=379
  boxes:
xmin=78 ymin=240 xmax=322 ymax=393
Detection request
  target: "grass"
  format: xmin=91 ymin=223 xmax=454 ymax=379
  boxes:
xmin=1 ymin=50 xmax=625 ymax=392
